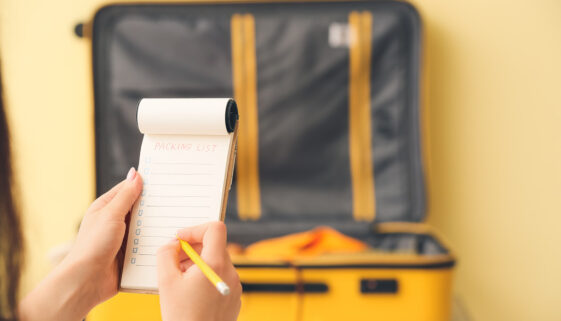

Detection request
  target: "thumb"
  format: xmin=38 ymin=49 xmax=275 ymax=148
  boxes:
xmin=157 ymin=239 xmax=182 ymax=286
xmin=103 ymin=167 xmax=143 ymax=220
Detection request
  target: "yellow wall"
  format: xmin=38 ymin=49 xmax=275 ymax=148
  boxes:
xmin=0 ymin=1 xmax=559 ymax=321
xmin=415 ymin=1 xmax=561 ymax=321
xmin=0 ymin=0 xmax=98 ymax=294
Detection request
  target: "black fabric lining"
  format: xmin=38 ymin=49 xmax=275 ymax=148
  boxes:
xmin=235 ymin=260 xmax=455 ymax=270
xmin=92 ymin=1 xmax=426 ymax=227
xmin=295 ymin=260 xmax=455 ymax=270
xmin=241 ymin=282 xmax=329 ymax=293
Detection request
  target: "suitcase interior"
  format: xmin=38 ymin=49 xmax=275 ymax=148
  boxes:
xmin=90 ymin=1 xmax=453 ymax=265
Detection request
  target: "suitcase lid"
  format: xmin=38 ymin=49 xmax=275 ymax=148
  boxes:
xmin=88 ymin=1 xmax=426 ymax=242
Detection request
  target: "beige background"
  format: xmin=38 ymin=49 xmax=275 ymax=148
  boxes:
xmin=1 ymin=0 xmax=560 ymax=320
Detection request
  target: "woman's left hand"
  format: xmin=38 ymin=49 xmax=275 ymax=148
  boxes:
xmin=19 ymin=167 xmax=142 ymax=321
xmin=65 ymin=167 xmax=142 ymax=302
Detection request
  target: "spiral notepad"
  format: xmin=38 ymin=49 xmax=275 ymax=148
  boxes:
xmin=120 ymin=98 xmax=238 ymax=293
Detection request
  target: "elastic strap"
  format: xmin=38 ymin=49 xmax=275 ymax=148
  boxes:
xmin=231 ymin=14 xmax=262 ymax=220
xmin=348 ymin=11 xmax=376 ymax=221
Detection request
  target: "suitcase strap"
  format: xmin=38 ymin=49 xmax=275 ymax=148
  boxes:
xmin=230 ymin=11 xmax=377 ymax=222
xmin=231 ymin=14 xmax=262 ymax=220
xmin=349 ymin=11 xmax=376 ymax=221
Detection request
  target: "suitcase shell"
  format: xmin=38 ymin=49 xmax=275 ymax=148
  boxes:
xmin=80 ymin=1 xmax=455 ymax=320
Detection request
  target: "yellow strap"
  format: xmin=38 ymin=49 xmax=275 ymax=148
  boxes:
xmin=231 ymin=14 xmax=262 ymax=220
xmin=349 ymin=11 xmax=376 ymax=221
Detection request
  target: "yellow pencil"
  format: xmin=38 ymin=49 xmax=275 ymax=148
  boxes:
xmin=177 ymin=238 xmax=230 ymax=296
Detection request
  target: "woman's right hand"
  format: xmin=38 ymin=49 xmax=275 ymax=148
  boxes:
xmin=157 ymin=222 xmax=242 ymax=321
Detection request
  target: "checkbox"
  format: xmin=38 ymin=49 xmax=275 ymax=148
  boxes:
xmin=137 ymin=220 xmax=142 ymax=226
xmin=140 ymin=200 xmax=145 ymax=206
xmin=131 ymin=258 xmax=136 ymax=264
xmin=136 ymin=229 xmax=141 ymax=235
xmin=133 ymin=248 xmax=138 ymax=253
xmin=138 ymin=209 xmax=143 ymax=216
xmin=134 ymin=239 xmax=139 ymax=245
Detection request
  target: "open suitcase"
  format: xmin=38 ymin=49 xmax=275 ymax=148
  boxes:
xmin=78 ymin=1 xmax=456 ymax=320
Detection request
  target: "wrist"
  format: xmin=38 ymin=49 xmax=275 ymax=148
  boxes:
xmin=58 ymin=256 xmax=101 ymax=309
xmin=19 ymin=258 xmax=99 ymax=321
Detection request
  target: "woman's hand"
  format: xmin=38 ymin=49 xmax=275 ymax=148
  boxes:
xmin=157 ymin=222 xmax=242 ymax=321
xmin=65 ymin=167 xmax=142 ymax=302
xmin=19 ymin=168 xmax=142 ymax=321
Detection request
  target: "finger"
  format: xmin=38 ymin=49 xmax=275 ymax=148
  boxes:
xmin=225 ymin=266 xmax=241 ymax=292
xmin=176 ymin=242 xmax=201 ymax=272
xmin=103 ymin=168 xmax=143 ymax=220
xmin=176 ymin=222 xmax=213 ymax=244
xmin=88 ymin=180 xmax=126 ymax=212
xmin=157 ymin=239 xmax=182 ymax=285
xmin=177 ymin=222 xmax=227 ymax=259
xmin=191 ymin=243 xmax=203 ymax=255
xmin=177 ymin=222 xmax=228 ymax=271
xmin=201 ymin=221 xmax=228 ymax=260
xmin=179 ymin=259 xmax=194 ymax=272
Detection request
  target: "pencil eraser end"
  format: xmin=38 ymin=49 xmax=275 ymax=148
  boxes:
xmin=217 ymin=282 xmax=230 ymax=296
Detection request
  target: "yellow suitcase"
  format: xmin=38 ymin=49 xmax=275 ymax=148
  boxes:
xmin=79 ymin=1 xmax=455 ymax=320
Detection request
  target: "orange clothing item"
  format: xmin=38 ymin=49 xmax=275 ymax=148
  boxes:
xmin=242 ymin=227 xmax=368 ymax=259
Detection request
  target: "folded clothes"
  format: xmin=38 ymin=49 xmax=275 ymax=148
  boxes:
xmin=230 ymin=226 xmax=368 ymax=259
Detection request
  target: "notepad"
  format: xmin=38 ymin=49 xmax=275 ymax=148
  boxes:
xmin=120 ymin=98 xmax=238 ymax=293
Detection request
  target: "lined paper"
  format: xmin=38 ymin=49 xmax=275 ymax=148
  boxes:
xmin=120 ymin=98 xmax=237 ymax=293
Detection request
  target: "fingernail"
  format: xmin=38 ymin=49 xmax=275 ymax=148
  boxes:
xmin=126 ymin=167 xmax=136 ymax=181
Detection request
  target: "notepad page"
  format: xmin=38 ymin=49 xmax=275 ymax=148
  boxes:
xmin=121 ymin=133 xmax=233 ymax=292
